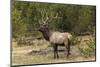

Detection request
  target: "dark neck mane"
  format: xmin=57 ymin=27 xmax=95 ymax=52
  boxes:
xmin=41 ymin=29 xmax=51 ymax=41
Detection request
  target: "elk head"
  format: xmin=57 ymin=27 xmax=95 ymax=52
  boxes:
xmin=38 ymin=16 xmax=49 ymax=32
xmin=38 ymin=24 xmax=49 ymax=33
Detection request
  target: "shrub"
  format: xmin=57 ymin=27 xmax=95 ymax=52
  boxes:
xmin=71 ymin=35 xmax=82 ymax=46
xmin=78 ymin=37 xmax=95 ymax=58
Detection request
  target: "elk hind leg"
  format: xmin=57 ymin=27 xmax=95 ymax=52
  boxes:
xmin=65 ymin=40 xmax=70 ymax=58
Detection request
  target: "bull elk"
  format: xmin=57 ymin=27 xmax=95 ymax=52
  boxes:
xmin=38 ymin=16 xmax=72 ymax=59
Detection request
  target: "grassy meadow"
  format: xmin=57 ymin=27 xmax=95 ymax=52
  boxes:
xmin=12 ymin=35 xmax=95 ymax=66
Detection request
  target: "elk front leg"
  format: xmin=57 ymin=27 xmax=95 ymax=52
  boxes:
xmin=55 ymin=45 xmax=59 ymax=59
xmin=53 ymin=45 xmax=59 ymax=59
xmin=53 ymin=45 xmax=56 ymax=59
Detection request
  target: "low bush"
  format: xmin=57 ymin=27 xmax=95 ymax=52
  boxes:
xmin=78 ymin=37 xmax=95 ymax=58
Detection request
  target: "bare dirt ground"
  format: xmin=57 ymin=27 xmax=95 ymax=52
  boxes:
xmin=12 ymin=36 xmax=95 ymax=66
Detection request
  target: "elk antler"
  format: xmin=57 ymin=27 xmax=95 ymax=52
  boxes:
xmin=38 ymin=13 xmax=62 ymax=26
xmin=43 ymin=16 xmax=49 ymax=24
